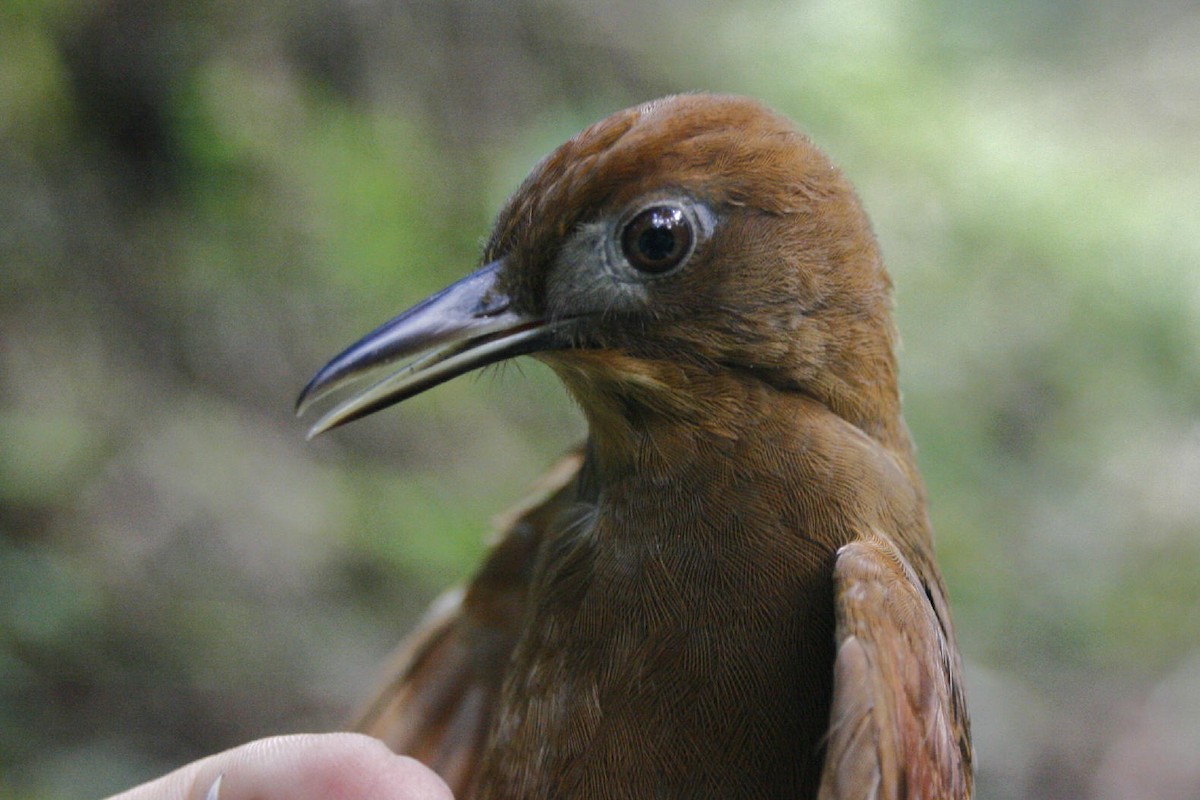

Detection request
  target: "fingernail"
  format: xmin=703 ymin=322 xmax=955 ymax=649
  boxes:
xmin=204 ymin=773 xmax=223 ymax=800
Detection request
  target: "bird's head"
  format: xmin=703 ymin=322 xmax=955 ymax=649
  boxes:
xmin=298 ymin=95 xmax=904 ymax=451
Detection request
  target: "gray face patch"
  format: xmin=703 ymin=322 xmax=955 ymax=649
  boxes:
xmin=544 ymin=197 xmax=716 ymax=322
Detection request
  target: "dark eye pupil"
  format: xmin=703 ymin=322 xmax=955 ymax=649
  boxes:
xmin=638 ymin=226 xmax=677 ymax=263
xmin=621 ymin=205 xmax=693 ymax=274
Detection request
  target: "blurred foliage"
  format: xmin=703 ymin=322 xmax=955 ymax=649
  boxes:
xmin=2 ymin=0 xmax=1199 ymax=798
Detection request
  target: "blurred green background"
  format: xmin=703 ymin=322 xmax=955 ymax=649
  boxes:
xmin=2 ymin=0 xmax=1198 ymax=797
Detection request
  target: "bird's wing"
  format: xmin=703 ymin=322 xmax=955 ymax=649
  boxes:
xmin=353 ymin=449 xmax=583 ymax=798
xmin=818 ymin=532 xmax=973 ymax=800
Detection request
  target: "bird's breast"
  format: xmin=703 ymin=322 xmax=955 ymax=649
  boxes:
xmin=477 ymin=447 xmax=850 ymax=797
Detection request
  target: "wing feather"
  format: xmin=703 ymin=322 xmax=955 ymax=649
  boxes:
xmin=818 ymin=533 xmax=973 ymax=800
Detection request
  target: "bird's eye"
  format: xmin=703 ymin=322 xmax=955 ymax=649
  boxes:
xmin=620 ymin=205 xmax=694 ymax=275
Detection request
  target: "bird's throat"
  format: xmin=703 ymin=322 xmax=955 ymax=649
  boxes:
xmin=544 ymin=351 xmax=796 ymax=478
xmin=543 ymin=348 xmax=916 ymax=485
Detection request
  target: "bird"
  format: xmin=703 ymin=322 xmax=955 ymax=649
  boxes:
xmin=296 ymin=94 xmax=972 ymax=799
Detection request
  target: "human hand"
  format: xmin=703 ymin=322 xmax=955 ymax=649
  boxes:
xmin=105 ymin=733 xmax=453 ymax=800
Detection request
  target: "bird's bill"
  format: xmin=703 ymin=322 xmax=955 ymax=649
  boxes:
xmin=296 ymin=259 xmax=563 ymax=438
